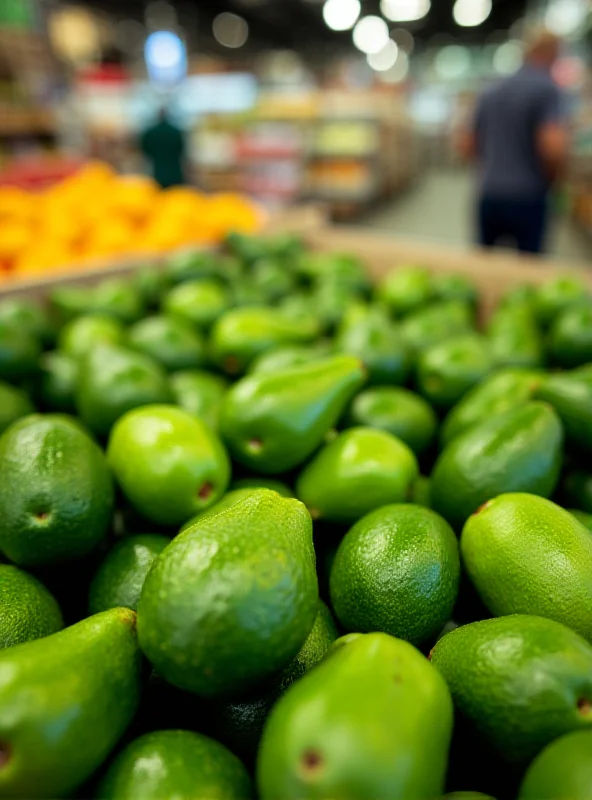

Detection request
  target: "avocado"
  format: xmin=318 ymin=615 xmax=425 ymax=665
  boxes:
xmin=58 ymin=313 xmax=125 ymax=359
xmin=535 ymin=274 xmax=588 ymax=327
xmin=252 ymin=258 xmax=296 ymax=302
xmin=210 ymin=307 xmax=319 ymax=375
xmin=97 ymin=729 xmax=253 ymax=800
xmin=416 ymin=334 xmax=495 ymax=410
xmin=137 ymin=490 xmax=318 ymax=697
xmin=133 ymin=264 xmax=169 ymax=309
xmin=49 ymin=284 xmax=95 ymax=325
xmin=166 ymin=249 xmax=221 ymax=284
xmin=76 ymin=344 xmax=172 ymax=437
xmin=432 ymin=273 xmax=478 ymax=307
xmin=0 ymin=414 xmax=114 ymax=566
xmin=487 ymin=305 xmax=544 ymax=369
xmin=0 ymin=297 xmax=54 ymax=347
xmin=297 ymin=427 xmax=419 ymax=523
xmin=128 ymin=315 xmax=207 ymax=372
xmin=180 ymin=488 xmax=256 ymax=532
xmin=0 ymin=319 xmax=41 ymax=383
xmin=249 ymin=345 xmax=328 ymax=376
xmin=376 ymin=266 xmax=434 ymax=317
xmin=430 ymin=614 xmax=592 ymax=762
xmin=345 ymin=387 xmax=438 ymax=456
xmin=220 ymin=355 xmax=365 ymax=474
xmin=0 ymin=382 xmax=34 ymax=435
xmin=440 ymin=368 xmax=541 ymax=447
xmin=536 ymin=373 xmax=592 ymax=453
xmin=549 ymin=303 xmax=592 ymax=368
xmin=91 ymin=277 xmax=144 ymax=324
xmin=231 ymin=477 xmax=293 ymax=497
xmin=462 ymin=494 xmax=592 ymax=641
xmin=257 ymin=632 xmax=453 ymax=800
xmin=410 ymin=474 xmax=432 ymax=508
xmin=89 ymin=534 xmax=170 ymax=614
xmin=37 ymin=351 xmax=78 ymax=413
xmin=169 ymin=369 xmax=229 ymax=430
xmin=0 ymin=564 xmax=63 ymax=648
xmin=164 ymin=280 xmax=230 ymax=330
xmin=0 ymin=607 xmax=141 ymax=798
xmin=518 ymin=729 xmax=592 ymax=800
xmin=330 ymin=504 xmax=460 ymax=646
xmin=431 ymin=402 xmax=563 ymax=531
xmin=401 ymin=301 xmax=473 ymax=354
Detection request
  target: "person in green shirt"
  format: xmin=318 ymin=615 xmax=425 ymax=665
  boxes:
xmin=140 ymin=109 xmax=187 ymax=188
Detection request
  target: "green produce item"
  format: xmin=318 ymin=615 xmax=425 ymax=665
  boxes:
xmin=416 ymin=334 xmax=495 ymax=410
xmin=313 ymin=280 xmax=363 ymax=331
xmin=440 ymin=368 xmax=541 ymax=447
xmin=213 ymin=602 xmax=338 ymax=761
xmin=0 ymin=320 xmax=41 ymax=383
xmin=92 ymin=277 xmax=144 ymax=324
xmin=0 ymin=564 xmax=63 ymax=648
xmin=0 ymin=607 xmax=141 ymax=798
xmin=137 ymin=490 xmax=318 ymax=696
xmin=487 ymin=305 xmax=544 ymax=369
xmin=279 ymin=294 xmax=322 ymax=329
xmin=444 ymin=795 xmax=495 ymax=800
xmin=49 ymin=284 xmax=95 ymax=324
xmin=226 ymin=233 xmax=270 ymax=267
xmin=431 ymin=402 xmax=563 ymax=530
xmin=573 ymin=362 xmax=592 ymax=381
xmin=210 ymin=307 xmax=319 ymax=375
xmin=167 ymin=249 xmax=221 ymax=284
xmin=220 ymin=355 xmax=365 ymax=474
xmin=253 ymin=259 xmax=295 ymax=301
xmin=169 ymin=369 xmax=228 ymax=430
xmin=58 ymin=313 xmax=126 ymax=359
xmin=38 ymin=351 xmax=78 ymax=413
xmin=89 ymin=534 xmax=170 ymax=614
xmin=249 ymin=345 xmax=328 ymax=376
xmin=336 ymin=307 xmax=411 ymax=386
xmin=345 ymin=387 xmax=437 ymax=455
xmin=376 ymin=266 xmax=434 ymax=317
xmin=431 ymin=614 xmax=592 ymax=763
xmin=401 ymin=301 xmax=473 ymax=353
xmin=563 ymin=470 xmax=592 ymax=514
xmin=231 ymin=477 xmax=293 ymax=497
xmin=432 ymin=273 xmax=478 ymax=307
xmin=501 ymin=284 xmax=537 ymax=309
xmin=571 ymin=509 xmax=592 ymax=531
xmin=164 ymin=280 xmax=230 ymax=330
xmin=330 ymin=504 xmax=460 ymax=645
xmin=257 ymin=632 xmax=453 ymax=800
xmin=108 ymin=405 xmax=230 ymax=527
xmin=535 ymin=274 xmax=589 ymax=327
xmin=297 ymin=427 xmax=419 ymax=523
xmin=0 ymin=414 xmax=114 ymax=566
xmin=461 ymin=494 xmax=592 ymax=641
xmin=299 ymin=252 xmax=369 ymax=292
xmin=180 ymin=488 xmax=256 ymax=531
xmin=0 ymin=298 xmax=54 ymax=346
xmin=536 ymin=373 xmax=592 ymax=453
xmin=410 ymin=474 xmax=432 ymax=507
xmin=76 ymin=344 xmax=172 ymax=438
xmin=134 ymin=265 xmax=169 ymax=309
xmin=128 ymin=315 xmax=207 ymax=372
xmin=0 ymin=382 xmax=33 ymax=434
xmin=97 ymin=730 xmax=253 ymax=800
xmin=518 ymin=730 xmax=592 ymax=800
xmin=549 ymin=303 xmax=592 ymax=368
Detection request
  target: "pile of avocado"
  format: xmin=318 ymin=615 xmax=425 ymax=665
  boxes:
xmin=1 ymin=232 xmax=592 ymax=799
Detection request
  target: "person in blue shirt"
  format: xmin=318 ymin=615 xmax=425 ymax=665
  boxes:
xmin=461 ymin=30 xmax=569 ymax=255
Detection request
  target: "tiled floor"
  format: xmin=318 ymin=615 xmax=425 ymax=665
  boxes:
xmin=360 ymin=169 xmax=591 ymax=266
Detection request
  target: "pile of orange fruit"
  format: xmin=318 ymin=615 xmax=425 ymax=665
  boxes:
xmin=0 ymin=162 xmax=263 ymax=281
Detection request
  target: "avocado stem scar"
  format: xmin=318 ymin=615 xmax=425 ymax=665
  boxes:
xmin=300 ymin=748 xmax=324 ymax=777
xmin=248 ymin=438 xmax=263 ymax=454
xmin=198 ymin=483 xmax=213 ymax=501
xmin=578 ymin=697 xmax=592 ymax=716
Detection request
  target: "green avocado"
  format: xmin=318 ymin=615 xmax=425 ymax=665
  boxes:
xmin=535 ymin=274 xmax=589 ymax=327
xmin=249 ymin=345 xmax=328 ymax=376
xmin=487 ymin=304 xmax=544 ymax=369
xmin=48 ymin=284 xmax=95 ymax=325
xmin=535 ymin=373 xmax=592 ymax=453
xmin=58 ymin=313 xmax=125 ymax=359
xmin=400 ymin=301 xmax=473 ymax=354
xmin=91 ymin=278 xmax=144 ymax=324
xmin=462 ymin=494 xmax=592 ymax=641
xmin=137 ymin=490 xmax=318 ymax=697
xmin=163 ymin=280 xmax=230 ymax=330
xmin=297 ymin=427 xmax=419 ymax=523
xmin=431 ymin=615 xmax=592 ymax=763
xmin=345 ymin=387 xmax=438 ymax=456
xmin=252 ymin=258 xmax=296 ymax=302
xmin=549 ymin=303 xmax=592 ymax=368
xmin=128 ymin=315 xmax=207 ymax=372
xmin=0 ymin=382 xmax=34 ymax=435
xmin=0 ymin=564 xmax=63 ymax=649
xmin=231 ymin=477 xmax=293 ymax=497
xmin=75 ymin=344 xmax=172 ymax=437
xmin=0 ymin=414 xmax=114 ymax=567
xmin=133 ymin=264 xmax=169 ymax=309
xmin=0 ymin=297 xmax=54 ymax=347
xmin=89 ymin=534 xmax=170 ymax=614
xmin=97 ymin=730 xmax=253 ymax=800
xmin=37 ymin=351 xmax=78 ymax=413
xmin=518 ymin=729 xmax=592 ymax=800
xmin=416 ymin=334 xmax=495 ymax=410
xmin=180 ymin=488 xmax=256 ymax=532
xmin=432 ymin=273 xmax=478 ymax=307
xmin=376 ymin=266 xmax=434 ymax=317
xmin=169 ymin=369 xmax=229 ymax=430
xmin=0 ymin=607 xmax=141 ymax=798
xmin=166 ymin=249 xmax=221 ymax=284
xmin=220 ymin=355 xmax=365 ymax=474
xmin=431 ymin=402 xmax=563 ymax=530
xmin=330 ymin=504 xmax=460 ymax=645
xmin=0 ymin=320 xmax=41 ymax=383
xmin=257 ymin=632 xmax=453 ymax=800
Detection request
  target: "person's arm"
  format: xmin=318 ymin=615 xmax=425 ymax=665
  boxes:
xmin=536 ymin=84 xmax=569 ymax=182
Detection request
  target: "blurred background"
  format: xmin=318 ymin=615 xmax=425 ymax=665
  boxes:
xmin=1 ymin=0 xmax=591 ymax=271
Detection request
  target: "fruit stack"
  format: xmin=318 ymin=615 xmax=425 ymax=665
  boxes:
xmin=0 ymin=233 xmax=591 ymax=799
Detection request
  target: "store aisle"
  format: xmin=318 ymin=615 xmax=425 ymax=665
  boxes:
xmin=361 ymin=169 xmax=591 ymax=265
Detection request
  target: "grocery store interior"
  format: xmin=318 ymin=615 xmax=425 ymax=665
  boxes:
xmin=1 ymin=0 xmax=591 ymax=276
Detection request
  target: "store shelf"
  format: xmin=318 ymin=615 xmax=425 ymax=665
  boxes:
xmin=0 ymin=107 xmax=56 ymax=137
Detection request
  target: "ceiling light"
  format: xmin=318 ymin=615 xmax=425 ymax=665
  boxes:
xmin=353 ymin=15 xmax=390 ymax=54
xmin=379 ymin=50 xmax=409 ymax=83
xmin=380 ymin=0 xmax=430 ymax=23
xmin=322 ymin=0 xmax=361 ymax=31
xmin=213 ymin=12 xmax=249 ymax=48
xmin=545 ymin=0 xmax=587 ymax=36
xmin=453 ymin=0 xmax=492 ymax=28
xmin=392 ymin=28 xmax=415 ymax=53
xmin=493 ymin=41 xmax=523 ymax=75
xmin=367 ymin=39 xmax=399 ymax=71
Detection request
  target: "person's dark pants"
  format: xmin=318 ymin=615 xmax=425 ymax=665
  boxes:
xmin=478 ymin=195 xmax=548 ymax=255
